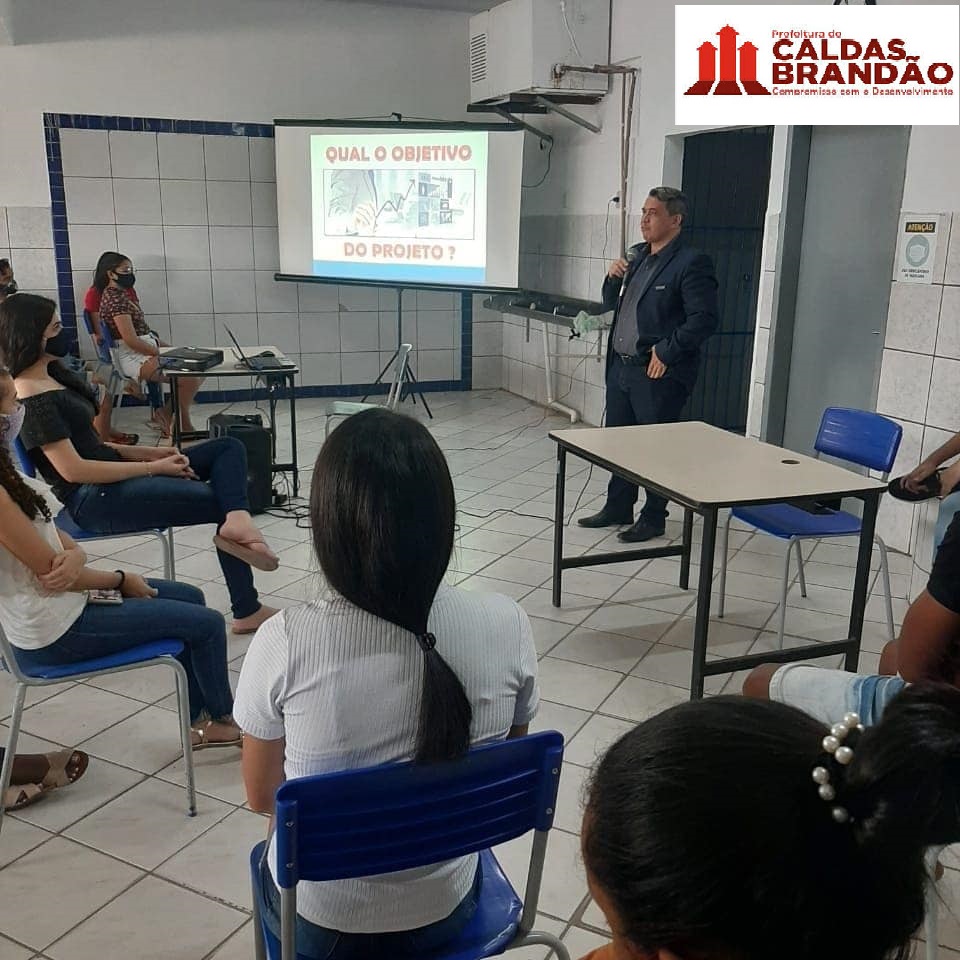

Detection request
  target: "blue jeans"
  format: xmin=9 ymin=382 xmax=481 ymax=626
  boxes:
xmin=257 ymin=857 xmax=482 ymax=960
xmin=65 ymin=437 xmax=260 ymax=619
xmin=14 ymin=580 xmax=233 ymax=722
xmin=934 ymin=491 xmax=960 ymax=563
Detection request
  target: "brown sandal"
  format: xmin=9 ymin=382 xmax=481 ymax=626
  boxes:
xmin=3 ymin=783 xmax=45 ymax=811
xmin=213 ymin=535 xmax=279 ymax=572
xmin=41 ymin=749 xmax=89 ymax=791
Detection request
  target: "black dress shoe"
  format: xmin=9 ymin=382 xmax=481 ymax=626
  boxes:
xmin=617 ymin=519 xmax=666 ymax=543
xmin=577 ymin=508 xmax=633 ymax=528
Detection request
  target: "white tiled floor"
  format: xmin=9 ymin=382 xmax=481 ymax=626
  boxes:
xmin=1 ymin=389 xmax=958 ymax=958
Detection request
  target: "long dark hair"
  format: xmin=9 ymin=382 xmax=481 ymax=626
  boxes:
xmin=310 ymin=408 xmax=472 ymax=764
xmin=583 ymin=686 xmax=960 ymax=960
xmin=0 ymin=294 xmax=57 ymax=377
xmin=93 ymin=252 xmax=128 ymax=293
xmin=0 ymin=369 xmax=51 ymax=522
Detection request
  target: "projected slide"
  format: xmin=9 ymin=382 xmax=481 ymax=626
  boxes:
xmin=311 ymin=131 xmax=488 ymax=284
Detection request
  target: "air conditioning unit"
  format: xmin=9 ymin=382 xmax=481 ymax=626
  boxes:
xmin=469 ymin=0 xmax=610 ymax=104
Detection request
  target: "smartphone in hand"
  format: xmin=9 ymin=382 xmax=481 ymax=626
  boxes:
xmin=87 ymin=588 xmax=123 ymax=605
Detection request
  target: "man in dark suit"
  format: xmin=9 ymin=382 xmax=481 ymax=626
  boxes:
xmin=578 ymin=186 xmax=719 ymax=543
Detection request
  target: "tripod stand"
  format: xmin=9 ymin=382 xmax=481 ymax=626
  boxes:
xmin=362 ymin=287 xmax=432 ymax=418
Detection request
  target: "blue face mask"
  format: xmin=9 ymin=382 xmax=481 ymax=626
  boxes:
xmin=0 ymin=403 xmax=25 ymax=449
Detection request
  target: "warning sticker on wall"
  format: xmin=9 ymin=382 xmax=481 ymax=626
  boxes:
xmin=897 ymin=215 xmax=939 ymax=284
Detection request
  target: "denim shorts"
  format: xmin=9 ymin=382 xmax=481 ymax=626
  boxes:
xmin=768 ymin=664 xmax=907 ymax=727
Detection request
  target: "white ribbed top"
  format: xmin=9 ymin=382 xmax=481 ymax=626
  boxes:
xmin=233 ymin=582 xmax=539 ymax=933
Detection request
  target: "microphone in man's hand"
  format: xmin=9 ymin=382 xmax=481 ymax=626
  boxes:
xmin=619 ymin=246 xmax=639 ymax=298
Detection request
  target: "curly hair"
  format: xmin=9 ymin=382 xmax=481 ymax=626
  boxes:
xmin=0 ymin=370 xmax=52 ymax=523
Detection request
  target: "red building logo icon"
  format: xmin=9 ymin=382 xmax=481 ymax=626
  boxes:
xmin=684 ymin=25 xmax=771 ymax=95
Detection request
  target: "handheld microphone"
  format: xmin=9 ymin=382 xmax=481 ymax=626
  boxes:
xmin=618 ymin=245 xmax=640 ymax=299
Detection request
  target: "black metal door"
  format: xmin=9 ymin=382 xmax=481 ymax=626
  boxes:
xmin=681 ymin=126 xmax=774 ymax=432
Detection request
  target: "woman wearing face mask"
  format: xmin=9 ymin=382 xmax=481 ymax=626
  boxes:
xmin=0 ymin=294 xmax=280 ymax=637
xmin=95 ymin=252 xmax=202 ymax=435
xmin=0 ymin=365 xmax=245 ymax=759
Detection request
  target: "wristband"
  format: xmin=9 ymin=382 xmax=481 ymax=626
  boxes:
xmin=114 ymin=570 xmax=125 ymax=589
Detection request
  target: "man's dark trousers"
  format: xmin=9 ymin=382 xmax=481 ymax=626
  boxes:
xmin=604 ymin=354 xmax=688 ymax=528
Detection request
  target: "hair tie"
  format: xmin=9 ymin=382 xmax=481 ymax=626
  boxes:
xmin=812 ymin=712 xmax=864 ymax=824
xmin=416 ymin=632 xmax=437 ymax=653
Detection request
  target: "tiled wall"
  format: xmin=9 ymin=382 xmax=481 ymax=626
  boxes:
xmin=0 ymin=206 xmax=59 ymax=304
xmin=873 ymin=211 xmax=960 ymax=593
xmin=42 ymin=114 xmax=472 ymax=397
xmin=745 ymin=212 xmax=779 ymax=440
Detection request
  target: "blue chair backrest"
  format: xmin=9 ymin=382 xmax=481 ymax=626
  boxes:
xmin=12 ymin=437 xmax=36 ymax=478
xmin=274 ymin=731 xmax=564 ymax=889
xmin=83 ymin=309 xmax=113 ymax=365
xmin=814 ymin=407 xmax=902 ymax=474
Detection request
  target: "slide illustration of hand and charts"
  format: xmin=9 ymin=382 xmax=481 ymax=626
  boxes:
xmin=311 ymin=130 xmax=488 ymax=284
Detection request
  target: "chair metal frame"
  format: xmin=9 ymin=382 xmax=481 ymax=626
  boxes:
xmin=0 ymin=622 xmax=196 ymax=833
xmin=717 ymin=408 xmax=901 ymax=648
xmin=12 ymin=437 xmax=176 ymax=580
xmin=250 ymin=730 xmax=570 ymax=960
xmin=324 ymin=343 xmax=413 ymax=438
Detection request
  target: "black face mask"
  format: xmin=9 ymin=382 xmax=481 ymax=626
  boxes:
xmin=114 ymin=272 xmax=136 ymax=290
xmin=0 ymin=279 xmax=17 ymax=296
xmin=45 ymin=328 xmax=73 ymax=358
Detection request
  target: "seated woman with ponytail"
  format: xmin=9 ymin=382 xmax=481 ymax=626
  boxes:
xmin=579 ymin=685 xmax=960 ymax=960
xmin=234 ymin=408 xmax=540 ymax=959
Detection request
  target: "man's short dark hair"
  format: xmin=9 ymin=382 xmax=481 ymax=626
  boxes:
xmin=0 ymin=259 xmax=10 ymax=273
xmin=648 ymin=187 xmax=688 ymax=222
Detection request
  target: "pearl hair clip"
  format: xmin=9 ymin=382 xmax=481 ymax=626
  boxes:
xmin=811 ymin=711 xmax=864 ymax=824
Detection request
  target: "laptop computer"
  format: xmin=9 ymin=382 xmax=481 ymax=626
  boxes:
xmin=223 ymin=325 xmax=295 ymax=372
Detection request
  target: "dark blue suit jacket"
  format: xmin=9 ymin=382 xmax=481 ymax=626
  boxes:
xmin=601 ymin=237 xmax=719 ymax=389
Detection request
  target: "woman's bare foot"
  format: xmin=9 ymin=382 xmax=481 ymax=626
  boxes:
xmin=232 ymin=604 xmax=279 ymax=635
xmin=219 ymin=513 xmax=278 ymax=566
xmin=191 ymin=718 xmax=243 ymax=749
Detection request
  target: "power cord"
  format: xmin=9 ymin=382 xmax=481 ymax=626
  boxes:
xmin=522 ymin=139 xmax=554 ymax=189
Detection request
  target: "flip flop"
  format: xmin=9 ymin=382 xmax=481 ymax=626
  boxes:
xmin=110 ymin=432 xmax=140 ymax=445
xmin=887 ymin=471 xmax=943 ymax=502
xmin=213 ymin=535 xmax=280 ymax=572
xmin=191 ymin=721 xmax=243 ymax=751
xmin=41 ymin=749 xmax=89 ymax=791
xmin=3 ymin=783 xmax=45 ymax=812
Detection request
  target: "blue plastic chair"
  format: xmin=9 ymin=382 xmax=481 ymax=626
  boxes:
xmin=718 ymin=407 xmax=902 ymax=647
xmin=249 ymin=731 xmax=570 ymax=960
xmin=0 ymin=620 xmax=196 ymax=833
xmin=12 ymin=436 xmax=176 ymax=580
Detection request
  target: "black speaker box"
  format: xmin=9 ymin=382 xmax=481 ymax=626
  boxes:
xmin=208 ymin=413 xmax=272 ymax=515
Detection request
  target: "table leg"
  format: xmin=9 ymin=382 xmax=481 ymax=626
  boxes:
xmin=690 ymin=507 xmax=717 ymax=700
xmin=267 ymin=380 xmax=278 ymax=461
xmin=289 ymin=373 xmax=299 ymax=497
xmin=552 ymin=446 xmax=567 ymax=607
xmin=846 ymin=490 xmax=880 ymax=672
xmin=170 ymin=374 xmax=182 ymax=450
xmin=679 ymin=508 xmax=694 ymax=590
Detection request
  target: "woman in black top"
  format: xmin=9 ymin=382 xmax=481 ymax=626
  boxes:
xmin=0 ymin=295 xmax=279 ymax=636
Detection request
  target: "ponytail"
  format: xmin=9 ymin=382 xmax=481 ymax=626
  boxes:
xmin=415 ymin=632 xmax=472 ymax=764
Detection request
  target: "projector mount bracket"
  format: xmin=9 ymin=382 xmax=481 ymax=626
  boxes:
xmin=466 ymin=90 xmax=603 ymax=141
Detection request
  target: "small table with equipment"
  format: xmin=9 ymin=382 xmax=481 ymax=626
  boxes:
xmin=550 ymin=421 xmax=886 ymax=699
xmin=160 ymin=345 xmax=301 ymax=497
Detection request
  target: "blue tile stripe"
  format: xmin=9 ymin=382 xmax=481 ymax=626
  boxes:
xmin=44 ymin=112 xmax=471 ymax=397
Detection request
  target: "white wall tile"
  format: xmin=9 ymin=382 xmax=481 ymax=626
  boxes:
xmin=752 ymin=326 xmax=770 ymax=384
xmin=108 ymin=132 xmax=159 ymax=179
xmin=213 ymin=314 xmax=258 ymax=347
xmin=756 ymin=269 xmax=775 ymax=330
xmin=209 ymin=227 xmax=254 ymax=270
xmin=254 ymin=271 xmax=298 ymax=313
xmin=762 ymin=212 xmax=780 ymax=271
xmin=64 ymin=178 xmax=115 ymax=225
xmin=60 ymin=129 xmax=111 ymax=178
xmin=341 ymin=352 xmax=380 ymax=384
xmin=162 ymin=226 xmax=210 ymax=271
xmin=158 ymin=134 xmax=205 ymax=180
xmin=935 ymin=285 xmax=960 ymax=359
xmin=921 ymin=424 xmax=955 ymax=461
xmin=207 ymin=181 xmax=252 ymax=227
xmin=11 ymin=248 xmax=56 ymax=288
xmin=298 ymin=282 xmax=340 ymax=312
xmin=116 ymin=225 xmax=164 ymax=270
xmin=249 ymin=139 xmax=276 ymax=183
xmin=339 ymin=285 xmax=380 ymax=312
xmin=256 ymin=313 xmax=300 ymax=354
xmin=876 ymin=348 xmax=932 ymax=423
xmin=5 ymin=207 xmax=53 ymax=248
xmin=161 ymin=181 xmax=208 ymax=226
xmin=0 ymin=209 xmax=8 ymax=248
xmin=211 ymin=271 xmax=256 ymax=313
xmin=203 ymin=136 xmax=250 ymax=181
xmin=472 ymin=355 xmax=502 ymax=389
xmin=167 ymin=270 xmax=213 ymax=314
xmin=473 ymin=319 xmax=503 ymax=356
xmin=945 ymin=211 xmax=960 ymax=285
xmin=927 ymin=357 xmax=960 ymax=430
xmin=144 ymin=314 xmax=171 ymax=343
xmin=68 ymin=224 xmax=118 ymax=272
xmin=299 ymin=353 xmax=340 ymax=386
xmin=298 ymin=313 xmax=340 ymax=353
xmin=417 ymin=289 xmax=458 ymax=311
xmin=876 ymin=417 xmax=923 ymax=552
xmin=378 ymin=309 xmax=416 ymax=348
xmin=340 ymin=312 xmax=380 ymax=352
xmin=252 ymin=227 xmax=279 ymax=270
xmin=170 ymin=314 xmax=215 ymax=346
xmin=113 ymin=179 xmax=162 ymax=225
xmin=419 ymin=349 xmax=458 ymax=382
xmin=72 ymin=270 xmax=92 ymax=311
xmin=133 ymin=270 xmax=169 ymax=314
xmin=251 ymin=182 xmax=277 ymax=228
xmin=417 ymin=311 xmax=456 ymax=349
xmin=884 ymin=281 xmax=942 ymax=354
